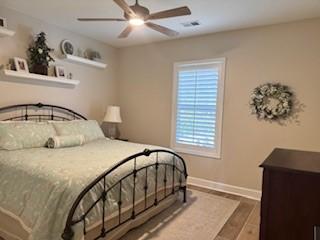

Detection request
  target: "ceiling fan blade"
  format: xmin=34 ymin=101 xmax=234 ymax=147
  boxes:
xmin=114 ymin=0 xmax=136 ymax=18
xmin=78 ymin=18 xmax=127 ymax=22
xmin=145 ymin=22 xmax=179 ymax=37
xmin=118 ymin=25 xmax=133 ymax=38
xmin=146 ymin=6 xmax=191 ymax=20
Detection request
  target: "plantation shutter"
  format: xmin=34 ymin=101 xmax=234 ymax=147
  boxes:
xmin=172 ymin=60 xmax=225 ymax=158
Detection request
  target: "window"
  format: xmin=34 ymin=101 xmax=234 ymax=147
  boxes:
xmin=171 ymin=58 xmax=225 ymax=158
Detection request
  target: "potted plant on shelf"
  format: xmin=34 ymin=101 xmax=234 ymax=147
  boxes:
xmin=28 ymin=32 xmax=54 ymax=75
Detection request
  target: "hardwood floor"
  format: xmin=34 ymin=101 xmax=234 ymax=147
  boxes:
xmin=0 ymin=186 xmax=260 ymax=240
xmin=188 ymin=185 xmax=260 ymax=240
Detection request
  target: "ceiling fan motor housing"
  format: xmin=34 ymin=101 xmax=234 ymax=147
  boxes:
xmin=124 ymin=4 xmax=150 ymax=20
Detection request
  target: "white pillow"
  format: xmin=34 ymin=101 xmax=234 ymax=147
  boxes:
xmin=51 ymin=120 xmax=105 ymax=143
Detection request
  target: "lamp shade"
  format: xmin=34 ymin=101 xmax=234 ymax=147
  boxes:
xmin=103 ymin=106 xmax=122 ymax=123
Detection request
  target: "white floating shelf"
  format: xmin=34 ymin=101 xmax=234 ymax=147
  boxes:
xmin=0 ymin=69 xmax=80 ymax=87
xmin=63 ymin=54 xmax=107 ymax=69
xmin=0 ymin=27 xmax=15 ymax=37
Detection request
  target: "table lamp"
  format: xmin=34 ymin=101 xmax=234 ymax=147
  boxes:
xmin=103 ymin=106 xmax=122 ymax=139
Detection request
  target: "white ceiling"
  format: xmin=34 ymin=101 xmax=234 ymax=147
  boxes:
xmin=1 ymin=0 xmax=320 ymax=48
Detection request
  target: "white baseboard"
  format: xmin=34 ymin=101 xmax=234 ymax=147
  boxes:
xmin=188 ymin=176 xmax=262 ymax=201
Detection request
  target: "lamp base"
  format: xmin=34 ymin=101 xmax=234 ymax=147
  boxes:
xmin=107 ymin=123 xmax=119 ymax=139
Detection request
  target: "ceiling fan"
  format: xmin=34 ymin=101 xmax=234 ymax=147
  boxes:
xmin=78 ymin=0 xmax=192 ymax=38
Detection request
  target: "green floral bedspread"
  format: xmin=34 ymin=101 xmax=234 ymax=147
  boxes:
xmin=0 ymin=139 xmax=185 ymax=240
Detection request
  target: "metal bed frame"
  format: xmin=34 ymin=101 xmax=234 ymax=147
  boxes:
xmin=0 ymin=103 xmax=188 ymax=240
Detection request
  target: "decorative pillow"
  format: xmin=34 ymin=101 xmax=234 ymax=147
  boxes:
xmin=47 ymin=135 xmax=85 ymax=149
xmin=51 ymin=120 xmax=105 ymax=143
xmin=0 ymin=122 xmax=57 ymax=150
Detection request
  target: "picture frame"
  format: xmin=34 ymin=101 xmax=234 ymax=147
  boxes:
xmin=0 ymin=17 xmax=7 ymax=28
xmin=13 ymin=57 xmax=29 ymax=73
xmin=55 ymin=66 xmax=66 ymax=78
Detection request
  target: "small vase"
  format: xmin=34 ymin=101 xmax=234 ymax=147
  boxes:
xmin=32 ymin=65 xmax=48 ymax=75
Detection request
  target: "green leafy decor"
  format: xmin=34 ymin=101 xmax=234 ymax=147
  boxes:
xmin=28 ymin=32 xmax=54 ymax=75
xmin=250 ymin=83 xmax=293 ymax=121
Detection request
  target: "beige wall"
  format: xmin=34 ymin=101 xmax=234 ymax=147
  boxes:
xmin=2 ymin=6 xmax=320 ymax=191
xmin=0 ymin=7 xmax=118 ymax=121
xmin=117 ymin=18 xmax=320 ymax=191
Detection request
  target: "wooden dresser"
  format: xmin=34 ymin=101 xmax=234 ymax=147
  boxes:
xmin=260 ymin=148 xmax=320 ymax=240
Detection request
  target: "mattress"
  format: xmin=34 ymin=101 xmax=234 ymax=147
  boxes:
xmin=0 ymin=139 xmax=186 ymax=240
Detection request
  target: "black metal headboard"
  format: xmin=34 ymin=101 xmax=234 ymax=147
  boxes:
xmin=0 ymin=103 xmax=87 ymax=121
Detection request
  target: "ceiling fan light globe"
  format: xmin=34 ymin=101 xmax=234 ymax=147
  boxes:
xmin=129 ymin=18 xmax=145 ymax=26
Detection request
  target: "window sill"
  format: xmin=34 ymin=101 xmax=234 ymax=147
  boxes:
xmin=172 ymin=146 xmax=221 ymax=159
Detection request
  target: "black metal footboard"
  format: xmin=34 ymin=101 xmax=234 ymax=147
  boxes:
xmin=62 ymin=149 xmax=188 ymax=240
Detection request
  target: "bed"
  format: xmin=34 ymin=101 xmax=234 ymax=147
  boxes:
xmin=0 ymin=103 xmax=188 ymax=240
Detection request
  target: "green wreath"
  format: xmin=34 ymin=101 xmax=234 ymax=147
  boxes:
xmin=250 ymin=83 xmax=293 ymax=120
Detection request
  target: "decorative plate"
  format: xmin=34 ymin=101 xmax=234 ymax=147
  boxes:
xmin=61 ymin=40 xmax=74 ymax=55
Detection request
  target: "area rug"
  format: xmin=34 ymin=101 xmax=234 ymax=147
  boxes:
xmin=121 ymin=189 xmax=240 ymax=240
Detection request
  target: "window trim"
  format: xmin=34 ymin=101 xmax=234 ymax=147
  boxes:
xmin=170 ymin=58 xmax=226 ymax=159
